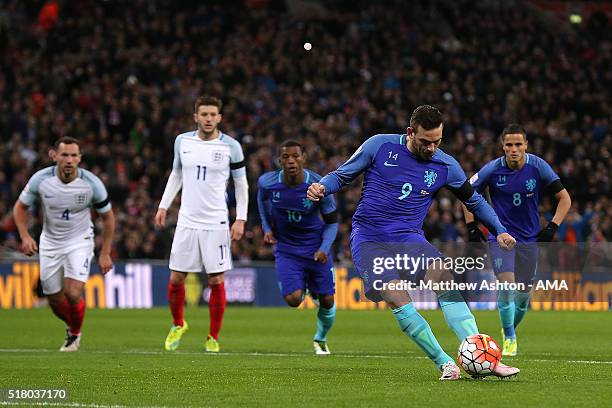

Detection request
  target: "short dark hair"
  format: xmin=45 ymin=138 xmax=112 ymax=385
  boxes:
xmin=53 ymin=136 xmax=81 ymax=151
xmin=500 ymin=123 xmax=527 ymax=143
xmin=278 ymin=139 xmax=304 ymax=155
xmin=410 ymin=105 xmax=443 ymax=131
xmin=194 ymin=95 xmax=223 ymax=113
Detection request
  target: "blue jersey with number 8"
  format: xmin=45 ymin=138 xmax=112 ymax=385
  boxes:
xmin=469 ymin=153 xmax=560 ymax=242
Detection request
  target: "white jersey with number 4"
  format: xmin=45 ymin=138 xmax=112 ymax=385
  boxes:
xmin=173 ymin=131 xmax=246 ymax=230
xmin=18 ymin=167 xmax=112 ymax=252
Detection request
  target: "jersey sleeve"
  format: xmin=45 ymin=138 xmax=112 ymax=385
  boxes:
xmin=320 ymin=194 xmax=337 ymax=215
xmin=468 ymin=159 xmax=497 ymax=193
xmin=227 ymin=137 xmax=246 ymax=178
xmin=18 ymin=169 xmax=49 ymax=206
xmin=444 ymin=154 xmax=469 ymax=189
xmin=309 ymin=171 xmax=338 ymax=215
xmin=462 ymin=191 xmax=507 ymax=235
xmin=83 ymin=170 xmax=112 ymax=213
xmin=172 ymin=135 xmax=182 ymax=170
xmin=256 ymin=174 xmax=273 ymax=233
xmin=317 ymin=179 xmax=339 ymax=254
xmin=443 ymin=154 xmax=507 ymax=235
xmin=319 ymin=134 xmax=392 ymax=195
xmin=531 ymin=155 xmax=560 ymax=186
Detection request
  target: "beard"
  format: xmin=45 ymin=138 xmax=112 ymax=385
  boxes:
xmin=199 ymin=124 xmax=217 ymax=137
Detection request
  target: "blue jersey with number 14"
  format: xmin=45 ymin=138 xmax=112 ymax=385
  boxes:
xmin=469 ymin=153 xmax=560 ymax=242
xmin=318 ymin=134 xmax=507 ymax=238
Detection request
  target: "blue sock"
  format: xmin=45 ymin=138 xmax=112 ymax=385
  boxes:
xmin=314 ymin=304 xmax=336 ymax=342
xmin=497 ymin=290 xmax=516 ymax=338
xmin=393 ymin=303 xmax=452 ymax=369
xmin=514 ymin=291 xmax=530 ymax=328
xmin=438 ymin=290 xmax=479 ymax=341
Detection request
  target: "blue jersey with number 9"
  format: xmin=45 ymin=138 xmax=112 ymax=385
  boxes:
xmin=318 ymin=134 xmax=506 ymax=239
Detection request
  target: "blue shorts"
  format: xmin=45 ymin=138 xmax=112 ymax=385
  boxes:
xmin=488 ymin=241 xmax=538 ymax=285
xmin=351 ymin=231 xmax=442 ymax=302
xmin=275 ymin=252 xmax=335 ymax=298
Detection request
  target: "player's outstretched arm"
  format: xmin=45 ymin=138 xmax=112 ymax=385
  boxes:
xmin=464 ymin=191 xmax=515 ymax=249
xmin=444 ymin=157 xmax=507 ymax=243
xmin=461 ymin=203 xmax=487 ymax=243
xmin=314 ymin=135 xmax=383 ymax=199
xmin=12 ymin=200 xmax=38 ymax=256
xmin=98 ymin=209 xmax=115 ymax=274
xmin=449 ymin=178 xmax=508 ymax=235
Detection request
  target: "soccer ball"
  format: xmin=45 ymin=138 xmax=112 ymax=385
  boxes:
xmin=457 ymin=333 xmax=501 ymax=377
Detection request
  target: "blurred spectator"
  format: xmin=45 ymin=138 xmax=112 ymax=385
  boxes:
xmin=0 ymin=0 xmax=610 ymax=263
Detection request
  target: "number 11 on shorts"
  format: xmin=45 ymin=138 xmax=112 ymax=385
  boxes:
xmin=219 ymin=244 xmax=227 ymax=265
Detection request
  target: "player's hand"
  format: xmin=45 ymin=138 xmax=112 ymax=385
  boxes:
xmin=231 ymin=219 xmax=246 ymax=241
xmin=496 ymin=232 xmax=516 ymax=250
xmin=307 ymin=183 xmax=325 ymax=202
xmin=263 ymin=231 xmax=277 ymax=244
xmin=467 ymin=222 xmax=487 ymax=243
xmin=314 ymin=250 xmax=328 ymax=264
xmin=20 ymin=235 xmax=38 ymax=256
xmin=154 ymin=208 xmax=167 ymax=228
xmin=536 ymin=221 xmax=558 ymax=242
xmin=98 ymin=253 xmax=113 ymax=275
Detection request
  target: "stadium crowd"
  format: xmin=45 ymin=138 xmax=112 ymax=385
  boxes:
xmin=0 ymin=0 xmax=610 ymax=263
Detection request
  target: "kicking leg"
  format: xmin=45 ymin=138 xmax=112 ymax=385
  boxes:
xmin=427 ymin=267 xmax=478 ymax=341
xmin=382 ymin=284 xmax=459 ymax=380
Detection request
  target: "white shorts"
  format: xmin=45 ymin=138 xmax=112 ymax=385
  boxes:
xmin=39 ymin=244 xmax=95 ymax=295
xmin=169 ymin=226 xmax=233 ymax=274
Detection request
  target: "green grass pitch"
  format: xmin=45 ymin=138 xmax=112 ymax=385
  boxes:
xmin=1 ymin=308 xmax=611 ymax=407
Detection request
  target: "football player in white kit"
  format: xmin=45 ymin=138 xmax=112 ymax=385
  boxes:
xmin=13 ymin=137 xmax=115 ymax=352
xmin=155 ymin=96 xmax=248 ymax=352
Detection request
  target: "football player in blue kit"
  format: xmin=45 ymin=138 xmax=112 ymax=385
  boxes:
xmin=258 ymin=140 xmax=339 ymax=355
xmin=463 ymin=124 xmax=571 ymax=356
xmin=307 ymin=105 xmax=520 ymax=380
